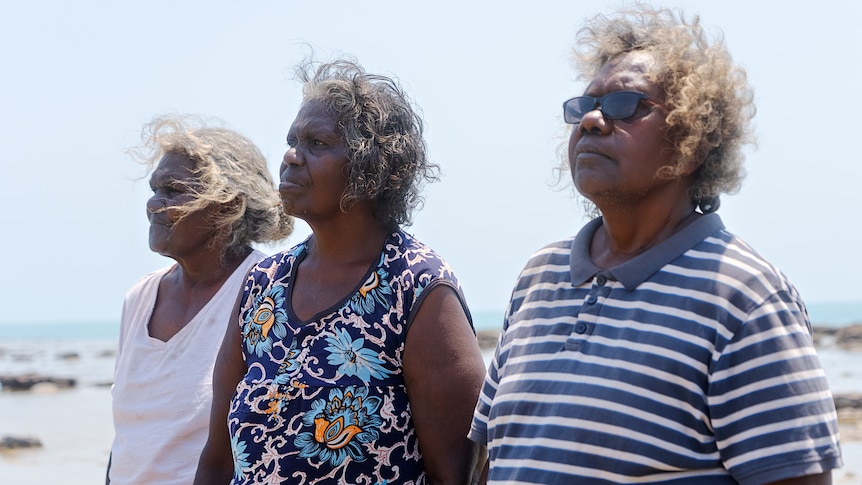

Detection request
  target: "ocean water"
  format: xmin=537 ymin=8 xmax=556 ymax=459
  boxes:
xmin=1 ymin=310 xmax=861 ymax=484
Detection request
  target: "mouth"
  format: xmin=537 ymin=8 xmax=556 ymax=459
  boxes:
xmin=572 ymin=142 xmax=611 ymax=163
xmin=280 ymin=180 xmax=301 ymax=188
xmin=575 ymin=151 xmax=611 ymax=162
xmin=149 ymin=215 xmax=173 ymax=228
xmin=279 ymin=179 xmax=305 ymax=192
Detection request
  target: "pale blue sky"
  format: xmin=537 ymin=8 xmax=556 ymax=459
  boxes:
xmin=1 ymin=1 xmax=860 ymax=325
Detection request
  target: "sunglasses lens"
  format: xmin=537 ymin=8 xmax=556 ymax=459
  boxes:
xmin=601 ymin=92 xmax=643 ymax=119
xmin=563 ymin=92 xmax=650 ymax=124
xmin=563 ymin=97 xmax=596 ymax=124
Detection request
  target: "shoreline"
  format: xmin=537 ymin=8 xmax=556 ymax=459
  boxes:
xmin=0 ymin=329 xmax=861 ymax=484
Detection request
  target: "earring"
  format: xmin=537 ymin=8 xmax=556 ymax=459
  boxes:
xmin=698 ymin=196 xmax=720 ymax=213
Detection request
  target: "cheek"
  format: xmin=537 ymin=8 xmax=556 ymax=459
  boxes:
xmin=567 ymin=130 xmax=580 ymax=170
xmin=166 ymin=207 xmax=182 ymax=222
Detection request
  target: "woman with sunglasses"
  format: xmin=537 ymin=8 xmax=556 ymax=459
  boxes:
xmin=194 ymin=58 xmax=487 ymax=485
xmin=469 ymin=5 xmax=841 ymax=484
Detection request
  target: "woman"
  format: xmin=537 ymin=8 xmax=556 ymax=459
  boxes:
xmin=469 ymin=6 xmax=842 ymax=484
xmin=196 ymin=59 xmax=487 ymax=484
xmin=109 ymin=115 xmax=293 ymax=485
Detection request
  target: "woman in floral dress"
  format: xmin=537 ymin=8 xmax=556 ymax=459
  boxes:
xmin=195 ymin=59 xmax=487 ymax=485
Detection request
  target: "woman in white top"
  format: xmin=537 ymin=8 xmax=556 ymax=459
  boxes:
xmin=108 ymin=114 xmax=294 ymax=485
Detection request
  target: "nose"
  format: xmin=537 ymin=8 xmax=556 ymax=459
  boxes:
xmin=578 ymin=108 xmax=611 ymax=135
xmin=281 ymin=146 xmax=301 ymax=174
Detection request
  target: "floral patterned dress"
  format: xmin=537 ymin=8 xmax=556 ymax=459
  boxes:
xmin=228 ymin=230 xmax=471 ymax=485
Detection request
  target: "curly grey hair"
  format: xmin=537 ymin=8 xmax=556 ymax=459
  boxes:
xmin=295 ymin=58 xmax=439 ymax=228
xmin=573 ymin=4 xmax=756 ymax=210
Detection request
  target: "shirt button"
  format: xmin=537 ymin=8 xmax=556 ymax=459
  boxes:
xmin=596 ymin=275 xmax=607 ymax=286
xmin=586 ymin=295 xmax=598 ymax=305
xmin=575 ymin=322 xmax=588 ymax=334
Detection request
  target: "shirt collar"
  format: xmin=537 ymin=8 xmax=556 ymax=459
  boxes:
xmin=570 ymin=213 xmax=725 ymax=290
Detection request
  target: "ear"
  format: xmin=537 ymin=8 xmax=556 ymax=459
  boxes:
xmin=679 ymin=158 xmax=702 ymax=177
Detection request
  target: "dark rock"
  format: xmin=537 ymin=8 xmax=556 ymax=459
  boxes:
xmin=56 ymin=351 xmax=80 ymax=361
xmin=834 ymin=393 xmax=862 ymax=410
xmin=0 ymin=374 xmax=77 ymax=391
xmin=477 ymin=330 xmax=501 ymax=350
xmin=813 ymin=325 xmax=839 ymax=336
xmin=0 ymin=435 xmax=42 ymax=450
xmin=836 ymin=324 xmax=862 ymax=350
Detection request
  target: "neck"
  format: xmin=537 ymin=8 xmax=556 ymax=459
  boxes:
xmin=592 ymin=199 xmax=697 ymax=269
xmin=305 ymin=205 xmax=391 ymax=267
xmin=171 ymin=246 xmax=252 ymax=288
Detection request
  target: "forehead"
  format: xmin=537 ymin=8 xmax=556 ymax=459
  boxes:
xmin=585 ymin=51 xmax=663 ymax=98
xmin=290 ymin=100 xmax=340 ymax=135
xmin=150 ymin=151 xmax=197 ymax=182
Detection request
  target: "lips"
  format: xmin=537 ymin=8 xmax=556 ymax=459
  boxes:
xmin=573 ymin=141 xmax=612 ymax=163
xmin=148 ymin=214 xmax=173 ymax=228
xmin=279 ymin=176 xmax=308 ymax=194
xmin=279 ymin=180 xmax=302 ymax=190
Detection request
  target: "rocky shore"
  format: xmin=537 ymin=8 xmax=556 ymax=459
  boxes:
xmin=1 ymin=324 xmax=860 ymax=454
xmin=814 ymin=324 xmax=862 ymax=351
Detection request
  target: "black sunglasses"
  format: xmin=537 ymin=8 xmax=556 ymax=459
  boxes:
xmin=562 ymin=91 xmax=664 ymax=124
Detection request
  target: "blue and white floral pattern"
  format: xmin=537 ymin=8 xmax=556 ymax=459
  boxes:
xmin=227 ymin=231 xmax=469 ymax=485
xmin=241 ymin=284 xmax=289 ymax=357
xmin=324 ymin=328 xmax=391 ymax=382
xmin=230 ymin=434 xmax=250 ymax=481
xmin=295 ymin=386 xmax=383 ymax=466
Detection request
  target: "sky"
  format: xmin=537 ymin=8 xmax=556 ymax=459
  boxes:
xmin=1 ymin=1 xmax=861 ymax=325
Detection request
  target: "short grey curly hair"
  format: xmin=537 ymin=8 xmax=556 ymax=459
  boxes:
xmin=295 ymin=58 xmax=439 ymax=228
xmin=130 ymin=114 xmax=293 ymax=260
xmin=574 ymin=4 xmax=756 ymax=207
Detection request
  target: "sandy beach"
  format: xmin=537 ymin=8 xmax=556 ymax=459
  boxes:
xmin=2 ymin=326 xmax=861 ymax=484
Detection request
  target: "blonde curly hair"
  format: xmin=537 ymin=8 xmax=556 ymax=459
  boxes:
xmin=574 ymin=4 xmax=756 ymax=208
xmin=130 ymin=114 xmax=294 ymax=261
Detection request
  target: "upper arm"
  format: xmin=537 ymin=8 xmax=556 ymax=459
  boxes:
xmin=403 ymin=283 xmax=488 ymax=485
xmin=194 ymin=289 xmax=247 ymax=483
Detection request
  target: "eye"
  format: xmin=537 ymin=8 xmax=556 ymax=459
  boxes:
xmin=163 ymin=182 xmax=188 ymax=197
xmin=631 ymin=100 xmax=652 ymax=118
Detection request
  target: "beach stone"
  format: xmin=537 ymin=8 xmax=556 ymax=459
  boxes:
xmin=0 ymin=374 xmax=77 ymax=391
xmin=834 ymin=393 xmax=862 ymax=410
xmin=56 ymin=351 xmax=80 ymax=360
xmin=812 ymin=325 xmax=838 ymax=347
xmin=836 ymin=324 xmax=862 ymax=350
xmin=0 ymin=435 xmax=42 ymax=450
xmin=476 ymin=330 xmax=501 ymax=350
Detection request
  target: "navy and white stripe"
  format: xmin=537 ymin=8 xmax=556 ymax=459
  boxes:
xmin=469 ymin=214 xmax=842 ymax=484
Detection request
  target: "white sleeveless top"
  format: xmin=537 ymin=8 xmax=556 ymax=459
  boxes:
xmin=109 ymin=250 xmax=264 ymax=485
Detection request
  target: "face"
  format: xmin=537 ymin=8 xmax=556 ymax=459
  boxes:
xmin=279 ymin=100 xmax=351 ymax=223
xmin=568 ymin=51 xmax=684 ymax=210
xmin=146 ymin=152 xmax=218 ymax=260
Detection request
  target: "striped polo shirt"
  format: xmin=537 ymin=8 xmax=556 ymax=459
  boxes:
xmin=470 ymin=213 xmax=842 ymax=484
